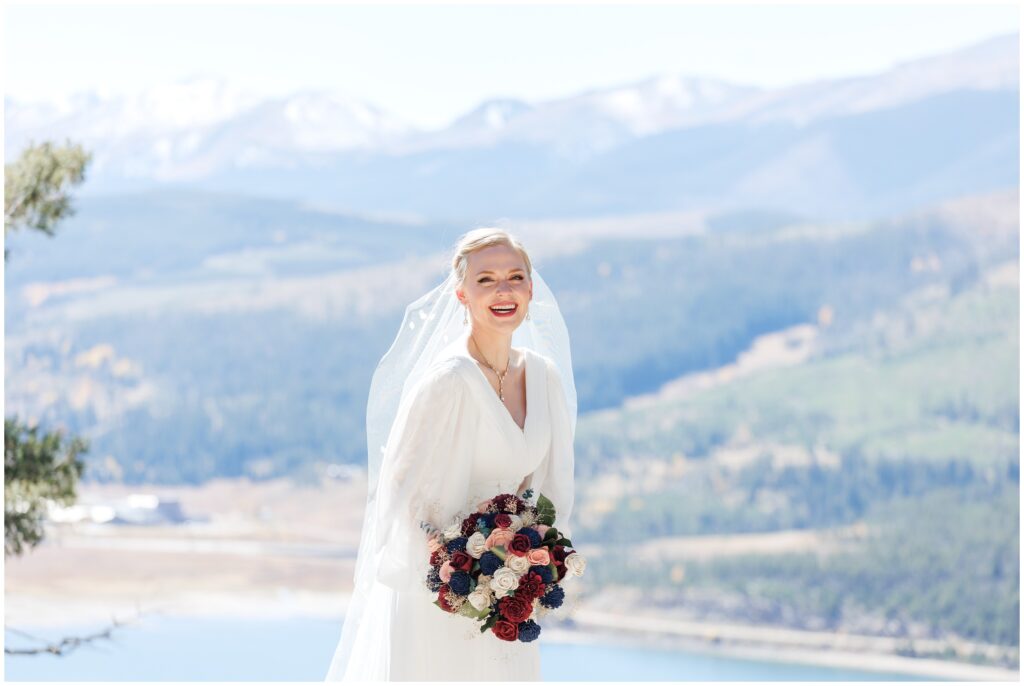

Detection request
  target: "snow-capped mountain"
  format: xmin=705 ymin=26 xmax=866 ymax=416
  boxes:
xmin=6 ymin=76 xmax=264 ymax=141
xmin=5 ymin=76 xmax=417 ymax=180
xmin=3 ymin=33 xmax=1017 ymax=220
xmin=386 ymin=75 xmax=760 ymax=158
xmin=717 ymin=33 xmax=1019 ymax=127
xmin=8 ymin=33 xmax=1016 ymax=167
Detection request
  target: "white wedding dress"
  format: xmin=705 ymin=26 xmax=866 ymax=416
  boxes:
xmin=325 ymin=341 xmax=576 ymax=681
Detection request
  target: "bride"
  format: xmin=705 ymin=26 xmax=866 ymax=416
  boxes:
xmin=324 ymin=228 xmax=578 ymax=681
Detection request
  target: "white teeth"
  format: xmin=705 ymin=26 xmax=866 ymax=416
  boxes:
xmin=491 ymin=304 xmax=516 ymax=312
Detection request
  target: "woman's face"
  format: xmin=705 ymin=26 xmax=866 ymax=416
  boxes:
xmin=456 ymin=244 xmax=533 ymax=331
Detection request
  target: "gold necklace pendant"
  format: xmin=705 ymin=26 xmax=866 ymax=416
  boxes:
xmin=471 ymin=334 xmax=510 ymax=402
xmin=492 ymin=364 xmax=509 ymax=402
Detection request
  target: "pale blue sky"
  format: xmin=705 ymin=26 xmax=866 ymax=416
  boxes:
xmin=4 ymin=3 xmax=1019 ymax=130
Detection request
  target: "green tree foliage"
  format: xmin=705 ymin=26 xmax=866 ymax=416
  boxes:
xmin=4 ymin=418 xmax=88 ymax=557
xmin=4 ymin=140 xmax=92 ymax=558
xmin=4 ymin=139 xmax=91 ymax=261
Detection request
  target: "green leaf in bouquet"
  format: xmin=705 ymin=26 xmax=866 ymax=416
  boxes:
xmin=480 ymin=610 xmax=499 ymax=633
xmin=542 ymin=527 xmax=559 ymax=542
xmin=536 ymin=492 xmax=556 ymax=526
xmin=556 ymin=537 xmax=573 ymax=547
xmin=459 ymin=601 xmax=491 ymax=620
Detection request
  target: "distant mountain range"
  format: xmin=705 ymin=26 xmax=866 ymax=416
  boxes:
xmin=5 ymin=33 xmax=1018 ymax=221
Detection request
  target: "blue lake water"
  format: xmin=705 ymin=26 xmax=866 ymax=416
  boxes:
xmin=4 ymin=614 xmax=940 ymax=681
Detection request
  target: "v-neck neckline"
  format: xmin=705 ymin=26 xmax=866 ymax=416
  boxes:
xmin=462 ymin=343 xmax=530 ymax=435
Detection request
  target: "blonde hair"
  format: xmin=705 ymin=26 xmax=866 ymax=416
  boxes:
xmin=451 ymin=227 xmax=533 ymax=287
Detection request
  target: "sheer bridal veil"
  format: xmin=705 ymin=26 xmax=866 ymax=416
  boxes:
xmin=324 ymin=266 xmax=576 ymax=680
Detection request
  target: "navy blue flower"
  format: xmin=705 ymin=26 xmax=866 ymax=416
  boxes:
xmin=426 ymin=568 xmax=442 ymax=592
xmin=521 ymin=527 xmax=542 ymax=547
xmin=448 ymin=571 xmax=472 ymax=596
xmin=479 ymin=551 xmax=503 ymax=576
xmin=540 ymin=585 xmax=564 ymax=609
xmin=517 ymin=619 xmax=541 ymax=642
xmin=445 ymin=536 xmax=468 ymax=553
xmin=481 ymin=512 xmax=497 ymax=528
xmin=529 ymin=564 xmax=553 ymax=584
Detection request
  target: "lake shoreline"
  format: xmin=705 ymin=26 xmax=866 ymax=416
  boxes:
xmin=6 ymin=589 xmax=1017 ymax=682
xmin=558 ymin=606 xmax=1019 ymax=681
xmin=544 ymin=621 xmax=1018 ymax=682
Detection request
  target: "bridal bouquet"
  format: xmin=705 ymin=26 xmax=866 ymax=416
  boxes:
xmin=421 ymin=489 xmax=586 ymax=642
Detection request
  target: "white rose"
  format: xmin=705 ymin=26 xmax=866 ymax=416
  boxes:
xmin=565 ymin=551 xmax=587 ymax=577
xmin=489 ymin=566 xmax=520 ymax=598
xmin=466 ymin=532 xmax=487 ymax=558
xmin=507 ymin=514 xmax=524 ymax=532
xmin=442 ymin=518 xmax=463 ymax=541
xmin=505 ymin=554 xmax=530 ymax=575
xmin=467 ymin=586 xmax=492 ymax=611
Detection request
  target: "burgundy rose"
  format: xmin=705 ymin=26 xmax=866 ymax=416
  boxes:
xmin=493 ymin=493 xmax=519 ymax=513
xmin=515 ymin=497 xmax=528 ymax=514
xmin=492 ymin=619 xmax=518 ymax=642
xmin=493 ymin=513 xmax=512 ymax=529
xmin=517 ymin=571 xmax=545 ymax=599
xmin=508 ymin=533 xmax=532 ymax=556
xmin=437 ymin=585 xmax=456 ymax=613
xmin=429 ymin=549 xmax=444 ymax=567
xmin=498 ymin=595 xmax=533 ymax=623
xmin=450 ymin=550 xmax=473 ymax=572
xmin=551 ymin=545 xmax=569 ymax=562
xmin=493 ymin=497 xmax=516 ymax=513
xmin=461 ymin=515 xmax=479 ymax=536
xmin=554 ymin=560 xmax=567 ymax=581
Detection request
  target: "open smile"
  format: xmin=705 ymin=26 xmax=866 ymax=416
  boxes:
xmin=488 ymin=302 xmax=518 ymax=318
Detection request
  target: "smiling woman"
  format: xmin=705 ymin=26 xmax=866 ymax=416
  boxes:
xmin=453 ymin=229 xmax=535 ymax=410
xmin=324 ymin=226 xmax=578 ymax=681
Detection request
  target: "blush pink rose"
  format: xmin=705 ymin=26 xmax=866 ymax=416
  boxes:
xmin=526 ymin=548 xmax=551 ymax=566
xmin=535 ymin=524 xmax=550 ymax=537
xmin=485 ymin=527 xmax=515 ymax=550
xmin=439 ymin=560 xmax=454 ymax=583
xmin=427 ymin=536 xmax=443 ymax=553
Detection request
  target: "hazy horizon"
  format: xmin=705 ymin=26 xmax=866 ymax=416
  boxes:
xmin=4 ymin=3 xmax=1018 ymax=130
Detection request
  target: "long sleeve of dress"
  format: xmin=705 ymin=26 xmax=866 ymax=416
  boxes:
xmin=532 ymin=356 xmax=576 ymax=541
xmin=372 ymin=364 xmax=469 ymax=593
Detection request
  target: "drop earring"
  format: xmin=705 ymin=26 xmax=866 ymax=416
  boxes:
xmin=463 ymin=306 xmax=468 ymax=325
